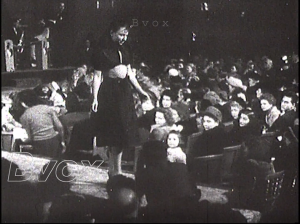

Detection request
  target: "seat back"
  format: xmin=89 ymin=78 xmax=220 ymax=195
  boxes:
xmin=193 ymin=154 xmax=223 ymax=184
xmin=185 ymin=131 xmax=202 ymax=154
xmin=220 ymin=144 xmax=242 ymax=183
xmin=264 ymin=170 xmax=285 ymax=202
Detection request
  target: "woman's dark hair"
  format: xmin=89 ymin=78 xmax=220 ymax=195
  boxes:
xmin=238 ymin=108 xmax=262 ymax=135
xmin=260 ymin=93 xmax=276 ymax=106
xmin=159 ymin=89 xmax=177 ymax=107
xmin=155 ymin=107 xmax=176 ymax=126
xmin=167 ymin=130 xmax=184 ymax=147
xmin=17 ymin=89 xmax=40 ymax=107
xmin=34 ymin=84 xmax=52 ymax=98
xmin=238 ymin=108 xmax=256 ymax=123
xmin=282 ymin=91 xmax=298 ymax=105
xmin=109 ymin=17 xmax=130 ymax=33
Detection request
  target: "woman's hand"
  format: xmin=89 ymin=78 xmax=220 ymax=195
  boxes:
xmin=92 ymin=99 xmax=98 ymax=112
xmin=140 ymin=91 xmax=150 ymax=101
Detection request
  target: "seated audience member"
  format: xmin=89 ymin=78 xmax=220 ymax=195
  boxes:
xmin=150 ymin=107 xmax=178 ymax=134
xmin=229 ymin=139 xmax=276 ymax=211
xmin=272 ymin=91 xmax=298 ymax=134
xmin=192 ymin=99 xmax=213 ymax=134
xmin=184 ymin=63 xmax=201 ymax=89
xmin=138 ymin=89 xmax=177 ymax=132
xmin=187 ymin=106 xmax=227 ymax=170
xmin=136 ymin=96 xmax=157 ymax=143
xmin=203 ymin=90 xmax=222 ymax=106
xmin=243 ymin=59 xmax=261 ymax=77
xmin=135 ymin=128 xmax=169 ymax=176
xmin=37 ymin=160 xmax=73 ymax=223
xmin=59 ymin=79 xmax=84 ymax=113
xmin=227 ymin=108 xmax=262 ymax=146
xmin=226 ymin=73 xmax=247 ymax=94
xmin=8 ymin=91 xmax=26 ymax=122
xmin=18 ymin=89 xmax=66 ymax=158
xmin=221 ymin=97 xmax=246 ymax=123
xmin=249 ymin=82 xmax=270 ymax=121
xmin=171 ymin=101 xmax=198 ymax=142
xmin=246 ymin=72 xmax=262 ymax=103
xmin=174 ymin=88 xmax=192 ymax=117
xmin=49 ymin=81 xmax=66 ymax=108
xmin=166 ymin=130 xmax=186 ymax=164
xmin=260 ymin=93 xmax=281 ymax=133
xmin=136 ymin=139 xmax=200 ymax=222
xmin=34 ymin=84 xmax=54 ymax=106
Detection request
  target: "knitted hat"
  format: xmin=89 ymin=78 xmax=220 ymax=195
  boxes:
xmin=201 ymin=106 xmax=222 ymax=123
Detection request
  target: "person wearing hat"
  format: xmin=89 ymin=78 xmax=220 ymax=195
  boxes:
xmin=186 ymin=106 xmax=227 ymax=171
xmin=220 ymin=96 xmax=247 ymax=123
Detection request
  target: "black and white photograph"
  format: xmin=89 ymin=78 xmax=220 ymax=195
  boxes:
xmin=1 ymin=0 xmax=298 ymax=223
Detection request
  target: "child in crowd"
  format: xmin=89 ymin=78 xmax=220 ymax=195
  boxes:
xmin=166 ymin=130 xmax=186 ymax=164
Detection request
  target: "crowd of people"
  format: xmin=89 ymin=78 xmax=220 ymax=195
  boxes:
xmin=1 ymin=16 xmax=299 ymax=223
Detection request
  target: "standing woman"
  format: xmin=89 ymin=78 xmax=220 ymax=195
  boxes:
xmin=91 ymin=18 xmax=149 ymax=177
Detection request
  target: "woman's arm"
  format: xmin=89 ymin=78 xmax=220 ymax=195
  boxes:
xmin=91 ymin=70 xmax=103 ymax=112
xmin=127 ymin=64 xmax=150 ymax=100
xmin=51 ymin=110 xmax=66 ymax=152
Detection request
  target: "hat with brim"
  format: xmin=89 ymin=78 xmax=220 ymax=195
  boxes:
xmin=200 ymin=106 xmax=222 ymax=123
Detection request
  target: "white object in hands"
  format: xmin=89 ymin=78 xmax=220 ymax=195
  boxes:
xmin=109 ymin=64 xmax=127 ymax=79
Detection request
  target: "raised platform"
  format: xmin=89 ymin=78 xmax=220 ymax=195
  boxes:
xmin=2 ymin=66 xmax=76 ymax=88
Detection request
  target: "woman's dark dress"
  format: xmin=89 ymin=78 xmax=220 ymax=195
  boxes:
xmin=92 ymin=38 xmax=140 ymax=149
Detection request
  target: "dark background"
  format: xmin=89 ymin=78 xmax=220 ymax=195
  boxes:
xmin=1 ymin=0 xmax=298 ymax=69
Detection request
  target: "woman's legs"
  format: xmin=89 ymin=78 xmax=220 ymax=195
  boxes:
xmin=108 ymin=146 xmax=123 ymax=176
